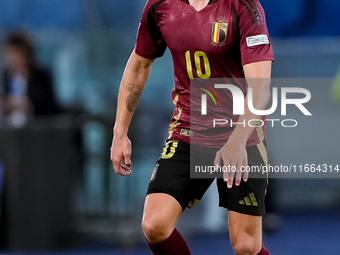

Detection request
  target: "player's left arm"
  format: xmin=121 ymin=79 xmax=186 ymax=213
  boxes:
xmin=214 ymin=61 xmax=272 ymax=188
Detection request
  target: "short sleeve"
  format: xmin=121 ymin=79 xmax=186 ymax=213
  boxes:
xmin=236 ymin=0 xmax=274 ymax=65
xmin=135 ymin=0 xmax=167 ymax=59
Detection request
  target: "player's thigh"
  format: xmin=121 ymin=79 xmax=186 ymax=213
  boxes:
xmin=143 ymin=193 xmax=182 ymax=226
xmin=142 ymin=193 xmax=182 ymax=241
xmin=228 ymin=211 xmax=262 ymax=253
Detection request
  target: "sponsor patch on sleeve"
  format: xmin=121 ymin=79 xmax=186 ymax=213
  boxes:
xmin=246 ymin=35 xmax=269 ymax=47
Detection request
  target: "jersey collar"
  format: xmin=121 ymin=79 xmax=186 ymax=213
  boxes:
xmin=181 ymin=0 xmax=219 ymax=5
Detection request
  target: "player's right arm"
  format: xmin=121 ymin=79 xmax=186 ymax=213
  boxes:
xmin=112 ymin=0 xmax=166 ymax=175
xmin=111 ymin=50 xmax=154 ymax=176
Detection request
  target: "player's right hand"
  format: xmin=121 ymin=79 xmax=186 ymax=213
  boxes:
xmin=110 ymin=135 xmax=132 ymax=176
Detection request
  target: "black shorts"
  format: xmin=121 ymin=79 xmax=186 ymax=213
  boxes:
xmin=146 ymin=140 xmax=268 ymax=216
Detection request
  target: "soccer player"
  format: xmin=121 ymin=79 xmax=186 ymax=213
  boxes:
xmin=111 ymin=0 xmax=274 ymax=254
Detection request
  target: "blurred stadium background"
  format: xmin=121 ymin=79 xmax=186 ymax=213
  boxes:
xmin=0 ymin=0 xmax=340 ymax=254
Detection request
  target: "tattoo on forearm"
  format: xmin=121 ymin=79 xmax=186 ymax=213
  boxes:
xmin=126 ymin=84 xmax=143 ymax=113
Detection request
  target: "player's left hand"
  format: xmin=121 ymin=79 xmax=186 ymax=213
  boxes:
xmin=214 ymin=139 xmax=248 ymax=189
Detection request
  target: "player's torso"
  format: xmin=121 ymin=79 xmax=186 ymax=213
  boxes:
xmin=148 ymin=0 xmax=268 ymax=147
xmin=155 ymin=0 xmax=243 ymax=83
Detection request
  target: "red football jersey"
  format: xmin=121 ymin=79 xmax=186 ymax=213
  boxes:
xmin=135 ymin=0 xmax=274 ymax=148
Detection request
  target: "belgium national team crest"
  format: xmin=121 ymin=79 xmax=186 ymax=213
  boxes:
xmin=211 ymin=22 xmax=228 ymax=45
